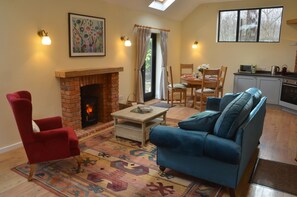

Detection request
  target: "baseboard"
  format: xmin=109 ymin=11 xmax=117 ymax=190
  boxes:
xmin=0 ymin=141 xmax=23 ymax=154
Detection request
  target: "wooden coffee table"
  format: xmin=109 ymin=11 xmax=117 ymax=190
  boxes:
xmin=111 ymin=105 xmax=168 ymax=146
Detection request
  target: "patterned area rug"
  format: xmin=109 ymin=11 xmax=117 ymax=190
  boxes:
xmin=12 ymin=125 xmax=223 ymax=196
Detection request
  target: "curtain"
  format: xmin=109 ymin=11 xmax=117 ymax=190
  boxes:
xmin=159 ymin=31 xmax=168 ymax=100
xmin=135 ymin=28 xmax=151 ymax=103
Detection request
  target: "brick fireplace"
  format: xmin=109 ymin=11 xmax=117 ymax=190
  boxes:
xmin=55 ymin=67 xmax=123 ymax=130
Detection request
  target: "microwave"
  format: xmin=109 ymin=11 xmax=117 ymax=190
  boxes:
xmin=239 ymin=65 xmax=253 ymax=73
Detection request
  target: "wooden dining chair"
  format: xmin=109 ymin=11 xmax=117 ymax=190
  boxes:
xmin=180 ymin=64 xmax=195 ymax=98
xmin=194 ymin=69 xmax=220 ymax=111
xmin=180 ymin=64 xmax=194 ymax=76
xmin=167 ymin=66 xmax=187 ymax=107
xmin=218 ymin=66 xmax=228 ymax=97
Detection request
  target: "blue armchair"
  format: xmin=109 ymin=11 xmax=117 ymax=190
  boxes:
xmin=150 ymin=88 xmax=267 ymax=196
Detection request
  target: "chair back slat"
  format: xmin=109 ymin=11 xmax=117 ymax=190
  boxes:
xmin=169 ymin=66 xmax=174 ymax=86
xmin=218 ymin=66 xmax=228 ymax=97
xmin=201 ymin=69 xmax=220 ymax=93
xmin=180 ymin=64 xmax=194 ymax=76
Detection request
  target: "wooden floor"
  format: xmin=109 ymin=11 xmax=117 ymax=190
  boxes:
xmin=0 ymin=103 xmax=296 ymax=197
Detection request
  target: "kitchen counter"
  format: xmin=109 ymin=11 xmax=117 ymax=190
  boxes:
xmin=234 ymin=71 xmax=297 ymax=80
xmin=234 ymin=71 xmax=297 ymax=112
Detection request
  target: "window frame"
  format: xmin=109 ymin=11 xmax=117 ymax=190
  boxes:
xmin=217 ymin=6 xmax=283 ymax=43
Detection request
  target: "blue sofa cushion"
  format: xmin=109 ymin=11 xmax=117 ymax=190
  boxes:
xmin=219 ymin=93 xmax=241 ymax=111
xmin=204 ymin=135 xmax=241 ymax=164
xmin=214 ymin=92 xmax=253 ymax=139
xmin=245 ymin=87 xmax=262 ymax=108
xmin=150 ymin=125 xmax=208 ymax=156
xmin=178 ymin=111 xmax=221 ymax=133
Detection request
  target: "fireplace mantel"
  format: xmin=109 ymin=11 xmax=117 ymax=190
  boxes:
xmin=55 ymin=67 xmax=123 ymax=78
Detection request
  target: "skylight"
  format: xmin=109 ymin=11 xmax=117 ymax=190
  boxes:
xmin=149 ymin=0 xmax=175 ymax=11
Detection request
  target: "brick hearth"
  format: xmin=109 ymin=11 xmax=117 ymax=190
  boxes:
xmin=55 ymin=67 xmax=123 ymax=130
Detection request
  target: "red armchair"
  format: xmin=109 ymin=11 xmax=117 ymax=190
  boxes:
xmin=6 ymin=90 xmax=81 ymax=181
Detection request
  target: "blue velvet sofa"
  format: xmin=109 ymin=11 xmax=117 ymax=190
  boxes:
xmin=150 ymin=88 xmax=267 ymax=193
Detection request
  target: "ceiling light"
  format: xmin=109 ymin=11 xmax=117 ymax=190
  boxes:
xmin=149 ymin=0 xmax=175 ymax=11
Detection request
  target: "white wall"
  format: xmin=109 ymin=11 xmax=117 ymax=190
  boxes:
xmin=0 ymin=0 xmax=181 ymax=150
xmin=181 ymin=0 xmax=297 ymax=94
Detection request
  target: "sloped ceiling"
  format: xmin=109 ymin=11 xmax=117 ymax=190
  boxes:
xmin=101 ymin=0 xmax=243 ymax=21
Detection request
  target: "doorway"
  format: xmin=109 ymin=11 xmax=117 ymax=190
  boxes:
xmin=142 ymin=33 xmax=157 ymax=102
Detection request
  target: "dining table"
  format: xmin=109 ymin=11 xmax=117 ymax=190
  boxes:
xmin=181 ymin=74 xmax=203 ymax=86
xmin=180 ymin=74 xmax=218 ymax=107
xmin=180 ymin=74 xmax=202 ymax=107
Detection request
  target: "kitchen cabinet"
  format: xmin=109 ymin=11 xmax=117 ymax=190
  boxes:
xmin=257 ymin=77 xmax=282 ymax=105
xmin=233 ymin=75 xmax=257 ymax=93
xmin=234 ymin=75 xmax=282 ymax=105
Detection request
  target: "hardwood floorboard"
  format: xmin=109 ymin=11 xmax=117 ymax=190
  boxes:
xmin=0 ymin=104 xmax=296 ymax=196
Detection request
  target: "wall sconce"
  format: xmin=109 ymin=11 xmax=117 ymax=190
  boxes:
xmin=120 ymin=36 xmax=132 ymax=47
xmin=37 ymin=30 xmax=51 ymax=45
xmin=192 ymin=41 xmax=199 ymax=49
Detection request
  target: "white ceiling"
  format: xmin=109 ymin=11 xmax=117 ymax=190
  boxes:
xmin=101 ymin=0 xmax=243 ymax=21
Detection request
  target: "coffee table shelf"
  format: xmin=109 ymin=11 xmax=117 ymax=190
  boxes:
xmin=115 ymin=118 xmax=164 ymax=143
xmin=111 ymin=105 xmax=168 ymax=146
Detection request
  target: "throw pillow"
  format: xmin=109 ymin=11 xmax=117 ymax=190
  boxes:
xmin=219 ymin=93 xmax=241 ymax=111
xmin=245 ymin=87 xmax=262 ymax=108
xmin=178 ymin=111 xmax=221 ymax=133
xmin=32 ymin=120 xmax=40 ymax=132
xmin=214 ymin=92 xmax=253 ymax=139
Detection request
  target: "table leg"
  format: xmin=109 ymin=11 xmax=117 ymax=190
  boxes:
xmin=114 ymin=118 xmax=118 ymax=137
xmin=142 ymin=122 xmax=145 ymax=146
xmin=163 ymin=112 xmax=167 ymax=125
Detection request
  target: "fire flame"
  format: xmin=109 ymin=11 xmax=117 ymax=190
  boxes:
xmin=86 ymin=104 xmax=93 ymax=114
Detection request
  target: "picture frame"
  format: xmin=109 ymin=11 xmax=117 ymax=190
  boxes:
xmin=68 ymin=13 xmax=106 ymax=57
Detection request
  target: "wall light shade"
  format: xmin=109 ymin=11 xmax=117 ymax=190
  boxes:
xmin=192 ymin=41 xmax=198 ymax=49
xmin=121 ymin=36 xmax=132 ymax=47
xmin=38 ymin=30 xmax=51 ymax=45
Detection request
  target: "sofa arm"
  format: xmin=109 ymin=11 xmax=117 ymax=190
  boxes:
xmin=204 ymin=135 xmax=241 ymax=164
xmin=206 ymin=98 xmax=221 ymax=111
xmin=150 ymin=125 xmax=208 ymax=157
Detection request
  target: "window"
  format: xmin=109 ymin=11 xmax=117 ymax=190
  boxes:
xmin=218 ymin=7 xmax=283 ymax=43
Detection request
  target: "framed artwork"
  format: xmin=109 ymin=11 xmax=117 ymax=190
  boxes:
xmin=68 ymin=13 xmax=106 ymax=57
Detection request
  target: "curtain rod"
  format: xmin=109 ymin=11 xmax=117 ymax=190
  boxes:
xmin=134 ymin=24 xmax=170 ymax=32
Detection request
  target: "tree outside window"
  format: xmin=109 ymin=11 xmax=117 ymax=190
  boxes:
xmin=218 ymin=6 xmax=283 ymax=43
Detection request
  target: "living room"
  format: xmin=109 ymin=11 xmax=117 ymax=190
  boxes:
xmin=1 ymin=0 xmax=297 ymax=196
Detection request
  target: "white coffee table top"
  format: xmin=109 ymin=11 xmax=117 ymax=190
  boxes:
xmin=111 ymin=104 xmax=168 ymax=122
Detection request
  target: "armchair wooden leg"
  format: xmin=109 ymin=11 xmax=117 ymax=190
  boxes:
xmin=28 ymin=164 xmax=36 ymax=181
xmin=74 ymin=155 xmax=82 ymax=173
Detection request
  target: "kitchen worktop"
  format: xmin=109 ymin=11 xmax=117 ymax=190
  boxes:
xmin=234 ymin=71 xmax=297 ymax=80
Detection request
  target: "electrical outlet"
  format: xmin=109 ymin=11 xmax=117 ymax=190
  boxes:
xmin=119 ymin=95 xmax=124 ymax=101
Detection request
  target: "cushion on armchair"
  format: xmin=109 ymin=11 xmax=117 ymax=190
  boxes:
xmin=178 ymin=111 xmax=221 ymax=133
xmin=245 ymin=87 xmax=262 ymax=108
xmin=214 ymin=92 xmax=253 ymax=139
xmin=219 ymin=93 xmax=241 ymax=111
xmin=32 ymin=120 xmax=40 ymax=132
